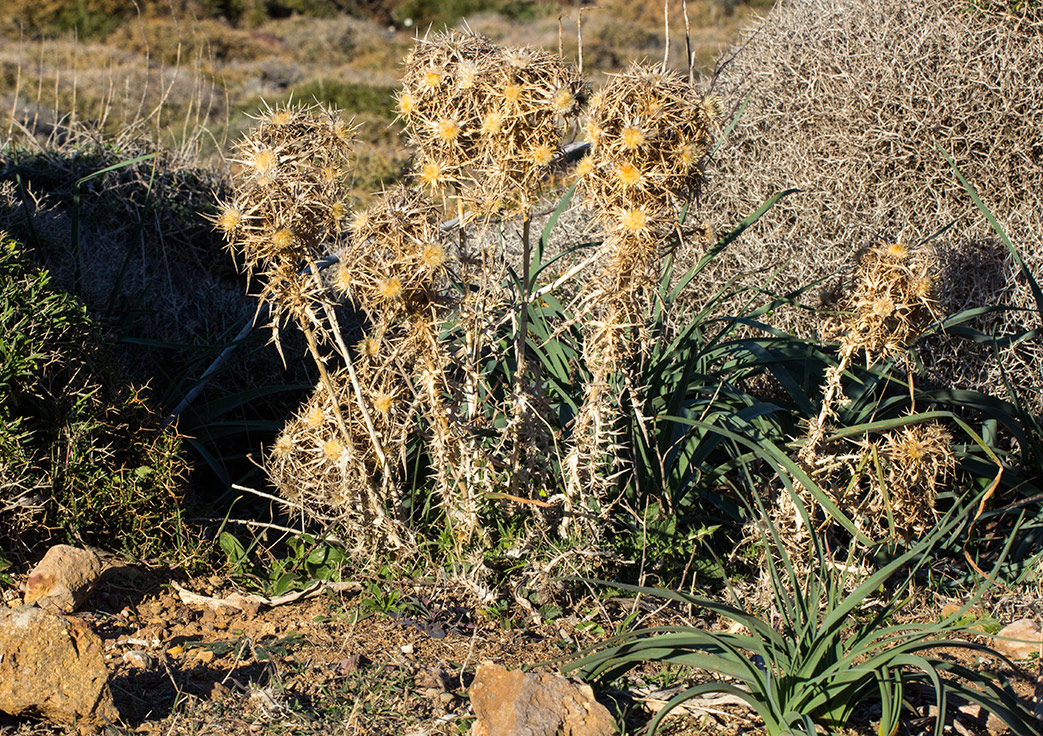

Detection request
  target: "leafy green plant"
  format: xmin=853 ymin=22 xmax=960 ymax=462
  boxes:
xmin=566 ymin=497 xmax=1039 ymax=736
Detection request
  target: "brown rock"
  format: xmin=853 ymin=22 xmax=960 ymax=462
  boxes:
xmin=469 ymin=662 xmax=614 ymax=736
xmin=993 ymin=618 xmax=1043 ymax=660
xmin=24 ymin=545 xmax=102 ymax=613
xmin=0 ymin=606 xmax=119 ymax=731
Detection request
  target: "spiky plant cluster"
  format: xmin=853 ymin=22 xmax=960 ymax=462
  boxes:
xmin=577 ymin=61 xmax=717 ymax=272
xmin=397 ymin=29 xmax=586 ymax=214
xmin=216 ymin=103 xmax=356 ymax=344
xmin=804 ymin=241 xmax=939 ymax=464
xmin=336 ymin=186 xmax=450 ymax=318
xmin=563 ymin=62 xmax=717 ymax=531
xmin=869 ymin=422 xmax=954 ymax=536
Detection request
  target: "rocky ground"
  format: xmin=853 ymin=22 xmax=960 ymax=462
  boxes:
xmin=1 ymin=545 xmax=1040 ymax=736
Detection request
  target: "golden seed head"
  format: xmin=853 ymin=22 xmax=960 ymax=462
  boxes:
xmin=272 ymin=228 xmax=296 ymax=249
xmin=423 ymin=67 xmax=444 ymax=90
xmin=676 ymin=143 xmax=700 ymax=169
xmin=322 ymin=438 xmax=345 ymax=463
xmin=435 ymin=118 xmax=461 ymax=142
xmin=480 ymin=110 xmax=504 ymax=136
xmin=377 ymin=276 xmax=403 ymax=301
xmin=620 ymin=126 xmax=647 ymax=150
xmin=419 ymin=159 xmax=447 ymax=189
xmin=373 ymin=392 xmax=394 ymax=414
xmin=270 ymin=109 xmax=292 ymax=126
xmin=615 ymin=161 xmax=643 ymax=187
xmin=872 ymin=295 xmax=895 ymax=318
xmin=504 ymin=48 xmax=531 ymax=69
xmin=639 ymin=99 xmax=663 ymax=118
xmin=621 ymin=208 xmax=649 ymax=233
xmin=529 ymin=144 xmax=555 ymax=167
xmin=304 ymin=406 xmax=326 ymax=428
xmin=332 ymin=119 xmax=353 ymax=143
xmin=397 ymin=91 xmax=416 ymax=115
xmin=901 ymin=438 xmax=927 ymax=462
xmin=334 ymin=264 xmax=352 ymax=293
xmin=885 ymin=242 xmax=909 ymax=259
xmin=503 ymin=83 xmax=523 ymax=104
xmin=360 ymin=336 xmax=380 ymax=358
xmin=422 ymin=242 xmax=445 ymax=269
xmin=352 ymin=210 xmax=370 ymax=233
xmin=574 ymin=155 xmax=595 ymax=178
xmin=216 ymin=205 xmax=242 ymax=234
xmin=272 ymin=433 xmax=293 ymax=457
xmin=702 ymin=94 xmax=723 ymax=121
xmin=331 ymin=201 xmax=348 ymax=222
xmin=252 ymin=148 xmax=278 ymax=174
xmin=585 ymin=120 xmax=603 ymax=144
xmin=550 ymin=88 xmax=574 ymax=114
xmin=455 ymin=60 xmax=478 ymax=89
xmin=911 ymin=275 xmax=934 ymax=300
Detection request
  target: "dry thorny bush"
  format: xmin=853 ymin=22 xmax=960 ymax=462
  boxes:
xmin=216 ymin=28 xmax=720 ymax=567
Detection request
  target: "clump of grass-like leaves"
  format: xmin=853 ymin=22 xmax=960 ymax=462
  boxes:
xmin=567 ymin=491 xmax=1039 ymax=736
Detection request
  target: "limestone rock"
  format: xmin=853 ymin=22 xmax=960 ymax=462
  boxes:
xmin=0 ymin=606 xmax=119 ymax=730
xmin=994 ymin=618 xmax=1043 ymax=660
xmin=24 ymin=545 xmax=102 ymax=613
xmin=469 ymin=662 xmax=614 ymax=736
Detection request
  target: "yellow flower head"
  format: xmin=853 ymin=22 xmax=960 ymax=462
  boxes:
xmin=270 ymin=109 xmax=292 ymax=126
xmin=359 ymin=336 xmax=380 ymax=358
xmin=872 ymin=295 xmax=895 ymax=318
xmin=621 ymin=208 xmax=649 ymax=233
xmin=333 ymin=119 xmax=354 ymax=144
xmin=435 ymin=118 xmax=461 ymax=142
xmin=272 ymin=228 xmax=296 ymax=249
xmin=322 ymin=438 xmax=345 ymax=463
xmin=334 ymin=264 xmax=352 ymax=294
xmin=331 ymin=201 xmax=348 ymax=222
xmin=304 ymin=406 xmax=326 ymax=428
xmin=272 ymin=434 xmax=293 ymax=457
xmin=620 ymin=126 xmax=647 ymax=151
xmin=455 ymin=60 xmax=478 ymax=89
xmin=574 ymin=155 xmax=595 ymax=178
xmin=885 ymin=242 xmax=909 ymax=260
xmin=252 ymin=148 xmax=277 ymax=175
xmin=397 ymin=91 xmax=416 ymax=116
xmin=481 ymin=110 xmax=504 ymax=136
xmin=615 ymin=161 xmax=643 ymax=187
xmin=373 ymin=392 xmax=394 ymax=414
xmin=585 ymin=120 xmax=603 ymax=144
xmin=911 ymin=275 xmax=934 ymax=300
xmin=419 ymin=159 xmax=447 ymax=189
xmin=528 ymin=144 xmax=555 ymax=167
xmin=422 ymin=243 xmax=445 ymax=269
xmin=216 ymin=205 xmax=242 ymax=234
xmin=503 ymin=83 xmax=523 ymax=104
xmin=550 ymin=88 xmax=575 ymax=114
xmin=352 ymin=210 xmax=371 ymax=233
xmin=504 ymin=48 xmax=531 ymax=69
xmin=422 ymin=67 xmax=444 ymax=90
xmin=377 ymin=276 xmax=403 ymax=301
xmin=676 ymin=143 xmax=700 ymax=169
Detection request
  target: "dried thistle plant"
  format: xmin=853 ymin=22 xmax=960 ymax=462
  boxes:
xmin=868 ymin=422 xmax=954 ymax=537
xmin=564 ymin=62 xmax=717 ymax=529
xmin=216 ymin=102 xmax=405 ymax=552
xmin=397 ymin=28 xmax=586 ymax=215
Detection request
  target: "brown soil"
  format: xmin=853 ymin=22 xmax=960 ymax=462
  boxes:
xmin=1 ymin=560 xmax=1038 ymax=736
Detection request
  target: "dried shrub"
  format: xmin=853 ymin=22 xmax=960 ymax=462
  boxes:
xmin=704 ymin=0 xmax=1043 ymax=407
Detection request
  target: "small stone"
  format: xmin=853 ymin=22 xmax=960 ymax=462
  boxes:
xmin=469 ymin=662 xmax=614 ymax=736
xmin=0 ymin=606 xmax=119 ymax=730
xmin=24 ymin=545 xmax=102 ymax=613
xmin=400 ymin=643 xmax=414 ymax=655
xmin=122 ymin=650 xmax=154 ymax=669
xmin=994 ymin=618 xmax=1043 ymax=660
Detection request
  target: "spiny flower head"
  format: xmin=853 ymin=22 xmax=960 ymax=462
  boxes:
xmin=272 ymin=228 xmax=296 ymax=250
xmin=620 ymin=126 xmax=647 ymax=151
xmin=377 ymin=276 xmax=403 ymax=301
xmin=621 ymin=207 xmax=649 ymax=234
xmin=373 ymin=392 xmax=394 ymax=414
xmin=322 ymin=438 xmax=346 ymax=463
xmin=333 ymin=264 xmax=353 ymax=294
xmin=272 ymin=433 xmax=293 ymax=457
xmin=304 ymin=406 xmax=326 ymax=428
xmin=615 ymin=161 xmax=643 ymax=187
xmin=216 ymin=205 xmax=242 ymax=235
xmin=422 ymin=242 xmax=446 ymax=269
